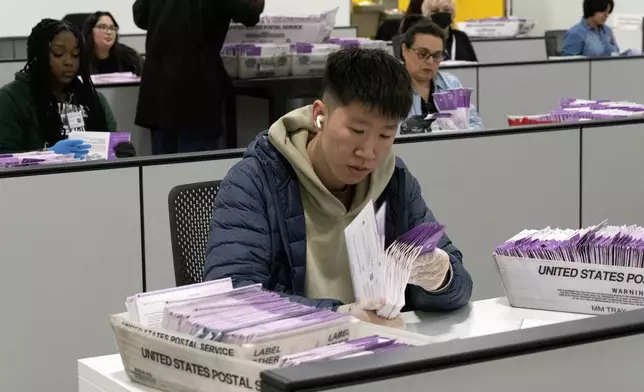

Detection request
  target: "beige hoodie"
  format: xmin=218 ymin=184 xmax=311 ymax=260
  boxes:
xmin=268 ymin=106 xmax=395 ymax=304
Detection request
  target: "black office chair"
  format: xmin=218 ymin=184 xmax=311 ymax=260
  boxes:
xmin=62 ymin=13 xmax=93 ymax=32
xmin=168 ymin=180 xmax=222 ymax=286
xmin=545 ymin=30 xmax=567 ymax=57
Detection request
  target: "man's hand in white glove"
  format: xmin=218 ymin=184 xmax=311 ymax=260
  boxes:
xmin=408 ymin=248 xmax=453 ymax=292
xmin=337 ymin=303 xmax=406 ymax=329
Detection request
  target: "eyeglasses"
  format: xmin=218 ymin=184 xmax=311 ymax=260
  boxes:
xmin=410 ymin=47 xmax=445 ymax=63
xmin=95 ymin=24 xmax=119 ymax=33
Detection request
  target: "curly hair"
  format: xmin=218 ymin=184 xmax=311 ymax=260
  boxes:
xmin=21 ymin=18 xmax=108 ymax=145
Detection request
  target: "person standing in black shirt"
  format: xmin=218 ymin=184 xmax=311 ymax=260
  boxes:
xmin=83 ymin=12 xmax=143 ymax=75
xmin=422 ymin=0 xmax=477 ymax=62
xmin=132 ymin=0 xmax=264 ymax=155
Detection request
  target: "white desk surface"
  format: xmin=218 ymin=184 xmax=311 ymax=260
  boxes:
xmin=78 ymin=297 xmax=591 ymax=392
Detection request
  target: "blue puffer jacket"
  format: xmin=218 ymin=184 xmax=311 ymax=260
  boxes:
xmin=204 ymin=131 xmax=473 ymax=312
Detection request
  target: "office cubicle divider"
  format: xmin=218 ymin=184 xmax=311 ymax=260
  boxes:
xmin=259 ymin=302 xmax=644 ymax=391
xmin=581 ymin=123 xmax=644 ymax=228
xmin=0 ymin=38 xmax=13 ymax=59
xmin=476 ymin=59 xmax=591 ymax=128
xmin=0 ymin=164 xmax=144 ymax=392
xmin=2 ymin=117 xmax=644 ymax=392
xmin=0 ymin=151 xmax=244 ymax=392
xmin=2 ymin=46 xmax=644 ymax=137
xmin=589 ymin=57 xmax=644 ymax=103
xmin=0 ymin=26 xmax=360 ymax=61
xmin=95 ymin=84 xmax=152 ymax=156
xmin=0 ymin=59 xmax=26 ymax=86
xmin=470 ymin=36 xmax=547 ymax=63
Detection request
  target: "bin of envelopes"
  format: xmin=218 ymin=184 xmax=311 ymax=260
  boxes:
xmin=112 ymin=281 xmax=433 ymax=392
xmin=457 ymin=17 xmax=535 ymax=38
xmin=237 ymin=43 xmax=292 ymax=79
xmin=225 ymin=8 xmax=338 ymax=44
xmin=494 ymin=222 xmax=644 ymax=315
xmin=291 ymin=43 xmax=340 ymax=76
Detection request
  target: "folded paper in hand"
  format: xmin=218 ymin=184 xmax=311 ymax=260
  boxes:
xmin=344 ymin=201 xmax=445 ymax=319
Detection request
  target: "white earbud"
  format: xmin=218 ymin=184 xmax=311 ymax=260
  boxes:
xmin=315 ymin=115 xmax=325 ymax=129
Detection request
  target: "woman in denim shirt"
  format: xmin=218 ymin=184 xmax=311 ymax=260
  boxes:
xmin=398 ymin=18 xmax=483 ymax=135
xmin=563 ymin=0 xmax=619 ymax=57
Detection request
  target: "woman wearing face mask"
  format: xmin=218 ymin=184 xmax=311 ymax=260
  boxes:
xmin=563 ymin=0 xmax=618 ymax=57
xmin=400 ymin=18 xmax=483 ymax=133
xmin=82 ymin=11 xmax=143 ymax=75
xmin=421 ymin=0 xmax=477 ymax=62
xmin=0 ymin=19 xmax=135 ymax=157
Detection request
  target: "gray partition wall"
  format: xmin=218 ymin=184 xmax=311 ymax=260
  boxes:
xmin=0 ymin=167 xmax=143 ymax=392
xmin=96 ymin=85 xmax=152 ymax=156
xmin=442 ymin=66 xmax=478 ymax=106
xmin=0 ymin=38 xmax=13 ymax=59
xmin=471 ymin=37 xmax=547 ymax=64
xmin=582 ymin=123 xmax=644 ymax=227
xmin=0 ymin=55 xmax=635 ymax=146
xmin=590 ymin=57 xmax=644 ymax=103
xmin=394 ymin=129 xmax=580 ymax=300
xmin=13 ymin=37 xmax=27 ymax=59
xmin=0 ymin=118 xmax=643 ymax=392
xmin=477 ymin=61 xmax=591 ymax=129
xmin=3 ymin=27 xmax=359 ymax=60
xmin=119 ymin=34 xmax=146 ymax=54
xmin=0 ymin=60 xmax=25 ymax=86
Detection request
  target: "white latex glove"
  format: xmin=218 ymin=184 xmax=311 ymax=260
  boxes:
xmin=338 ymin=303 xmax=406 ymax=329
xmin=408 ymin=248 xmax=453 ymax=292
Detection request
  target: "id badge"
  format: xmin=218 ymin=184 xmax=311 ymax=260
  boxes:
xmin=65 ymin=111 xmax=85 ymax=129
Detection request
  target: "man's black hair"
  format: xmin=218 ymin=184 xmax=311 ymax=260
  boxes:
xmin=82 ymin=11 xmax=142 ymax=75
xmin=21 ymin=18 xmax=108 ymax=146
xmin=583 ymin=0 xmax=614 ymax=18
xmin=403 ymin=19 xmax=446 ymax=48
xmin=323 ymin=48 xmax=412 ymax=121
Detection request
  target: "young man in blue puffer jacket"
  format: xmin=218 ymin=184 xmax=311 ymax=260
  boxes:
xmin=204 ymin=48 xmax=472 ymax=327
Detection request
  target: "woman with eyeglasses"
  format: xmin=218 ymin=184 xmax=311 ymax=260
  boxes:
xmin=82 ymin=11 xmax=142 ymax=75
xmin=400 ymin=18 xmax=483 ymax=132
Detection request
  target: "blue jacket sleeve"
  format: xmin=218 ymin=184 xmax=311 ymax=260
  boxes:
xmin=203 ymin=157 xmax=343 ymax=310
xmin=563 ymin=30 xmax=584 ymax=56
xmin=402 ymin=168 xmax=473 ymax=312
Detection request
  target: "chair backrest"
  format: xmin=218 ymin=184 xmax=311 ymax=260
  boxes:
xmin=168 ymin=180 xmax=222 ymax=287
xmin=545 ymin=30 xmax=568 ymax=57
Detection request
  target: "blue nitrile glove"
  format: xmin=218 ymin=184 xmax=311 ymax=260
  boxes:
xmin=49 ymin=139 xmax=91 ymax=159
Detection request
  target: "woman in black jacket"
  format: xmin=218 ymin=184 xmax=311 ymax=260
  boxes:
xmin=422 ymin=0 xmax=478 ymax=62
xmin=82 ymin=12 xmax=143 ymax=75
